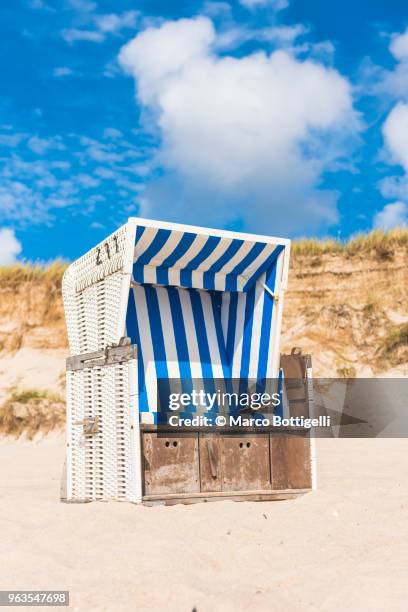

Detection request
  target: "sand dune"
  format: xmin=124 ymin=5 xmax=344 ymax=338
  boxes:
xmin=1 ymin=434 xmax=407 ymax=611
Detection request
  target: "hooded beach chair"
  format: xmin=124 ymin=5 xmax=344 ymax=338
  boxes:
xmin=62 ymin=218 xmax=315 ymax=505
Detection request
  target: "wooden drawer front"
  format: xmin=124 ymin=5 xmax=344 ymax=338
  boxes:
xmin=271 ymin=434 xmax=312 ymax=490
xmin=220 ymin=434 xmax=271 ymax=492
xmin=143 ymin=433 xmax=200 ymax=495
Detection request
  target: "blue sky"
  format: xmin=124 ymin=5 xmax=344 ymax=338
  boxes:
xmin=1 ymin=0 xmax=408 ymax=263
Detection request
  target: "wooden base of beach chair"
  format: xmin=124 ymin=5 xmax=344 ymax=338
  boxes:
xmin=139 ymin=351 xmax=315 ymax=505
xmin=141 ymin=429 xmax=313 ymax=503
xmin=62 ymin=346 xmax=315 ymax=504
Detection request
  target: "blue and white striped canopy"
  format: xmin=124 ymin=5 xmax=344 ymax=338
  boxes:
xmin=126 ymin=219 xmax=289 ymax=423
xmin=133 ymin=221 xmax=285 ymax=292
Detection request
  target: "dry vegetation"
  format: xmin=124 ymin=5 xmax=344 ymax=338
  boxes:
xmin=282 ymin=228 xmax=408 ymax=376
xmin=291 ymin=228 xmax=408 ymax=258
xmin=0 ymin=261 xmax=67 ymax=284
xmin=0 ymin=388 xmax=65 ymax=439
xmin=0 ymin=261 xmax=67 ymax=352
xmin=378 ymin=322 xmax=408 ymax=367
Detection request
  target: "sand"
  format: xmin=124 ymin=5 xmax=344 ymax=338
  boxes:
xmin=1 ymin=434 xmax=407 ymax=612
xmin=0 ymin=348 xmax=65 ymax=404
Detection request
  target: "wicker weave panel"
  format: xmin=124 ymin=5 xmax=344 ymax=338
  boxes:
xmin=66 ymin=359 xmax=140 ymax=502
xmin=66 ymin=369 xmax=86 ymax=500
xmin=62 ymin=221 xmax=135 ymax=354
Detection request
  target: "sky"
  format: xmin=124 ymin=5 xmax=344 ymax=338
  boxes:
xmin=1 ymin=0 xmax=408 ymax=263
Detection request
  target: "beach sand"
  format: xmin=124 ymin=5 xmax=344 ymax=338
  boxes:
xmin=1 ymin=434 xmax=407 ymax=611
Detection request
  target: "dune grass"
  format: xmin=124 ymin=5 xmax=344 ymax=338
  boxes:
xmin=292 ymin=228 xmax=408 ymax=257
xmin=0 ymin=260 xmax=67 ymax=284
xmin=8 ymin=388 xmax=64 ymax=404
xmin=0 ymin=388 xmax=65 ymax=439
xmin=381 ymin=323 xmax=408 ymax=356
xmin=363 ymin=291 xmax=384 ymax=316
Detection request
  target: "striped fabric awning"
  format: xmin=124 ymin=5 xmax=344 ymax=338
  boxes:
xmin=133 ymin=220 xmax=286 ymax=292
xmin=126 ymin=218 xmax=289 ymax=422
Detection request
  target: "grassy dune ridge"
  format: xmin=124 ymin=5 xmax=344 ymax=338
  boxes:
xmin=0 ymin=228 xmax=406 ymax=278
xmin=291 ymin=228 xmax=408 ymax=257
xmin=0 ymin=228 xmax=406 ymax=361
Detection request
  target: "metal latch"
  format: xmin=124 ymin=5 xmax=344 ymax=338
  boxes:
xmin=73 ymin=417 xmax=100 ymax=435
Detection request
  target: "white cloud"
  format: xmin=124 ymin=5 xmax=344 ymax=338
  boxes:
xmin=382 ymin=103 xmax=408 ymax=170
xmin=215 ymin=24 xmax=307 ymax=51
xmin=51 ymin=160 xmax=71 ymax=170
xmin=87 ymin=194 xmax=105 ymax=205
xmin=62 ymin=28 xmax=104 ymax=43
xmin=202 ymin=2 xmax=231 ymax=17
xmin=379 ymin=175 xmax=408 ymax=202
xmin=239 ymin=0 xmax=289 ymax=10
xmin=53 ymin=67 xmax=74 ymax=77
xmin=103 ymin=59 xmax=121 ymax=78
xmin=0 ymin=228 xmax=22 ymax=264
xmin=77 ymin=173 xmax=100 ymax=188
xmin=373 ymin=201 xmax=407 ymax=230
xmin=0 ymin=132 xmax=145 ymax=226
xmin=116 ymin=178 xmax=144 ymax=192
xmin=27 ymin=135 xmax=65 ymax=155
xmin=119 ymin=17 xmax=358 ymax=233
xmin=79 ymin=136 xmax=124 ymax=163
xmin=0 ymin=132 xmax=27 ymax=147
xmin=95 ymin=11 xmax=138 ymax=35
xmin=29 ymin=0 xmax=56 ymax=11
xmin=390 ymin=29 xmax=408 ymax=61
xmin=94 ymin=166 xmax=116 ymax=179
xmin=62 ymin=10 xmax=139 ymax=44
xmin=373 ymin=28 xmax=408 ymax=99
xmin=377 ymin=82 xmax=408 ymax=216
xmin=103 ymin=127 xmax=123 ymax=139
xmin=0 ymin=155 xmax=77 ymax=223
xmin=68 ymin=0 xmax=96 ymax=12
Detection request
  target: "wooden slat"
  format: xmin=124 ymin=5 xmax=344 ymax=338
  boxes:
xmin=143 ymin=488 xmax=310 ymax=505
xmin=271 ymin=434 xmax=312 ymax=490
